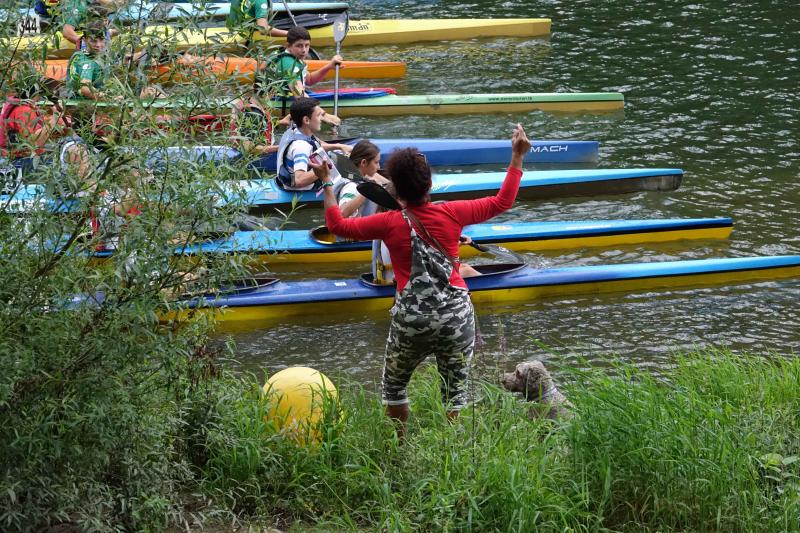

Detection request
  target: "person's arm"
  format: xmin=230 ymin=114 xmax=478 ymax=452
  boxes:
xmin=320 ymin=141 xmax=351 ymax=154
xmin=242 ymin=140 xmax=278 ymax=155
xmin=319 ymin=162 xmax=390 ymax=239
xmin=444 ymin=123 xmax=530 ymax=226
xmin=305 ymin=55 xmax=343 ymax=86
xmin=62 ymin=24 xmax=81 ymax=46
xmin=256 ymin=16 xmax=288 ymax=38
xmin=30 ymin=108 xmax=64 ymax=150
xmin=287 ymin=141 xmax=320 ymax=188
xmin=339 ymin=192 xmax=366 ymax=218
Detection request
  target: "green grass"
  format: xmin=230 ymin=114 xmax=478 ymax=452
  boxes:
xmin=195 ymin=349 xmax=800 ymax=532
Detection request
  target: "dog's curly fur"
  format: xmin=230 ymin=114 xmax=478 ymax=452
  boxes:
xmin=502 ymin=360 xmax=569 ymax=420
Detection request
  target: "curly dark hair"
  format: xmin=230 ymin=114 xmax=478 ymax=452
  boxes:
xmin=384 ymin=148 xmax=431 ymax=206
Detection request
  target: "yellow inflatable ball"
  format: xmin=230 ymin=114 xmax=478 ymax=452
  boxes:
xmin=263 ymin=366 xmax=337 ymax=445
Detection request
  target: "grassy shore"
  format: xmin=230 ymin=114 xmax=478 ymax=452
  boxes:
xmin=195 ymin=349 xmax=799 ymax=531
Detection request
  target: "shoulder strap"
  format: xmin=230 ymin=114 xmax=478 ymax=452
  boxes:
xmin=402 ymin=208 xmax=460 ymax=271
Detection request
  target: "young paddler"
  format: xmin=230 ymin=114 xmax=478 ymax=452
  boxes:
xmin=275 ymin=97 xmax=351 ymax=191
xmin=58 ymin=0 xmax=119 ymax=50
xmin=226 ymin=0 xmax=289 ymax=41
xmin=65 ymin=20 xmax=112 ymax=100
xmin=266 ymin=26 xmax=343 ymax=125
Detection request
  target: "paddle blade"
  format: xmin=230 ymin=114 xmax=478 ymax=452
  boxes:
xmin=357 ymin=182 xmax=401 ymax=210
xmin=333 ymin=12 xmax=349 ymax=43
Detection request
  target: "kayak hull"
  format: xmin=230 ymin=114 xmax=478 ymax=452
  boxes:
xmin=176 ymin=218 xmax=734 ymax=265
xmin=169 ymin=255 xmax=800 ymax=327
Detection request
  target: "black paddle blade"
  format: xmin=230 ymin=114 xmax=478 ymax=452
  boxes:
xmin=357 ymin=182 xmax=401 ymax=210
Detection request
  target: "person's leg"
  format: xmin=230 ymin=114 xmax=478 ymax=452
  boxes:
xmin=382 ymin=314 xmax=427 ymax=439
xmin=434 ymin=297 xmax=476 ymax=420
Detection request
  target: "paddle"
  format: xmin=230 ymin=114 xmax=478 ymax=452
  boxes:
xmin=282 ymin=0 xmax=321 ymax=60
xmin=332 ymin=12 xmax=350 ymax=135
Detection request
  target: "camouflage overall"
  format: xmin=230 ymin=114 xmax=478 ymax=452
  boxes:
xmin=382 ymin=211 xmax=476 ymax=410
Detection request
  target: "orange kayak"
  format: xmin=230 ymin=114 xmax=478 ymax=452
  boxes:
xmin=42 ymin=57 xmax=406 ymax=83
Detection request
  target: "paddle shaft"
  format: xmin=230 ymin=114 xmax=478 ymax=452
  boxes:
xmin=333 ymin=40 xmax=341 ymax=124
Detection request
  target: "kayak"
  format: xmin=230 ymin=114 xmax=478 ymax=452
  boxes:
xmin=170 ymin=255 xmax=800 ymax=326
xmin=12 ymin=18 xmax=552 ymax=58
xmin=0 ymin=168 xmax=683 ymax=214
xmin=248 ymin=138 xmax=601 ymax=167
xmin=42 ymin=57 xmax=407 ymax=83
xmin=113 ymin=1 xmax=349 ymax=22
xmin=8 ymin=2 xmax=348 ymax=30
xmin=5 ymin=137 xmax=600 ymax=193
xmin=167 ymin=218 xmax=735 ymax=265
xmin=313 ymin=92 xmax=624 ymax=116
xmin=145 ymin=138 xmax=601 ymax=168
xmin=236 ymin=168 xmax=683 ymax=212
xmin=65 ymin=91 xmax=625 ymax=116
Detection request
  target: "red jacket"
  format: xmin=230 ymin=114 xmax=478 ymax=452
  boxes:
xmin=325 ymin=166 xmax=523 ymax=291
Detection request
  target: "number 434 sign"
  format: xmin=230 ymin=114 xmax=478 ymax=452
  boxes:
xmin=17 ymin=14 xmax=42 ymax=37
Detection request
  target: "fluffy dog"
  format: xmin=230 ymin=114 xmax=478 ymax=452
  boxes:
xmin=502 ymin=360 xmax=569 ymax=420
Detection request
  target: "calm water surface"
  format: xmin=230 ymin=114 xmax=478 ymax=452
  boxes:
xmin=226 ymin=1 xmax=800 ymax=384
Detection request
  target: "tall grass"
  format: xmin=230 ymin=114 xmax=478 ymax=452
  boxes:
xmin=197 ymin=349 xmax=800 ymax=531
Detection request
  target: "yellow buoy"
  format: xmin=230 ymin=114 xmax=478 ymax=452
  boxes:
xmin=263 ymin=366 xmax=337 ymax=445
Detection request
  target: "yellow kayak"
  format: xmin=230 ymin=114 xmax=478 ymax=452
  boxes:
xmin=14 ymin=18 xmax=551 ymax=58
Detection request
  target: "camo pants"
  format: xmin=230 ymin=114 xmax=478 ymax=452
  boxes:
xmin=382 ymin=213 xmax=475 ymax=410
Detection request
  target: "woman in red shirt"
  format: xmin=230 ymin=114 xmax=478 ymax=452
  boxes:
xmin=322 ymin=124 xmax=531 ymax=436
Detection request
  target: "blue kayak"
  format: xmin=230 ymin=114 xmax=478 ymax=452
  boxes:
xmin=249 ymin=138 xmax=600 ymax=168
xmin=235 ymin=167 xmax=683 ymax=212
xmin=174 ymin=255 xmax=800 ymax=326
xmin=1 ymin=167 xmax=683 ymax=214
xmin=165 ymin=218 xmax=734 ymax=264
xmin=6 ymin=138 xmax=598 ymax=184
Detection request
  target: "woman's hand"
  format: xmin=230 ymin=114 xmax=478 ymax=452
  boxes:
xmin=510 ymin=123 xmax=531 ymax=169
xmin=309 ymin=159 xmax=330 ymax=182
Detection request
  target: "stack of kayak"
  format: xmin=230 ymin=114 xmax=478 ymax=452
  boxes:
xmin=4 ymin=2 xmax=798 ymax=330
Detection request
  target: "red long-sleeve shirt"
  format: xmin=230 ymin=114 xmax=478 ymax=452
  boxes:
xmin=325 ymin=166 xmax=523 ymax=292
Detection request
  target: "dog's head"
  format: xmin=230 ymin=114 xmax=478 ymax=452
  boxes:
xmin=502 ymin=360 xmax=554 ymax=402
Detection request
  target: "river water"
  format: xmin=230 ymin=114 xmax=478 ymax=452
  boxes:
xmin=227 ymin=1 xmax=800 ymax=383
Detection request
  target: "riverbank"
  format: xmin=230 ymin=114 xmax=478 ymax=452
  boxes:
xmin=196 ymin=349 xmax=798 ymax=531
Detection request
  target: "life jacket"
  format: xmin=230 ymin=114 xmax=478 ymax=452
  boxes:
xmin=275 ymin=125 xmax=321 ymax=190
xmin=265 ymin=51 xmax=305 ymax=97
xmin=0 ymin=97 xmax=22 ymax=156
